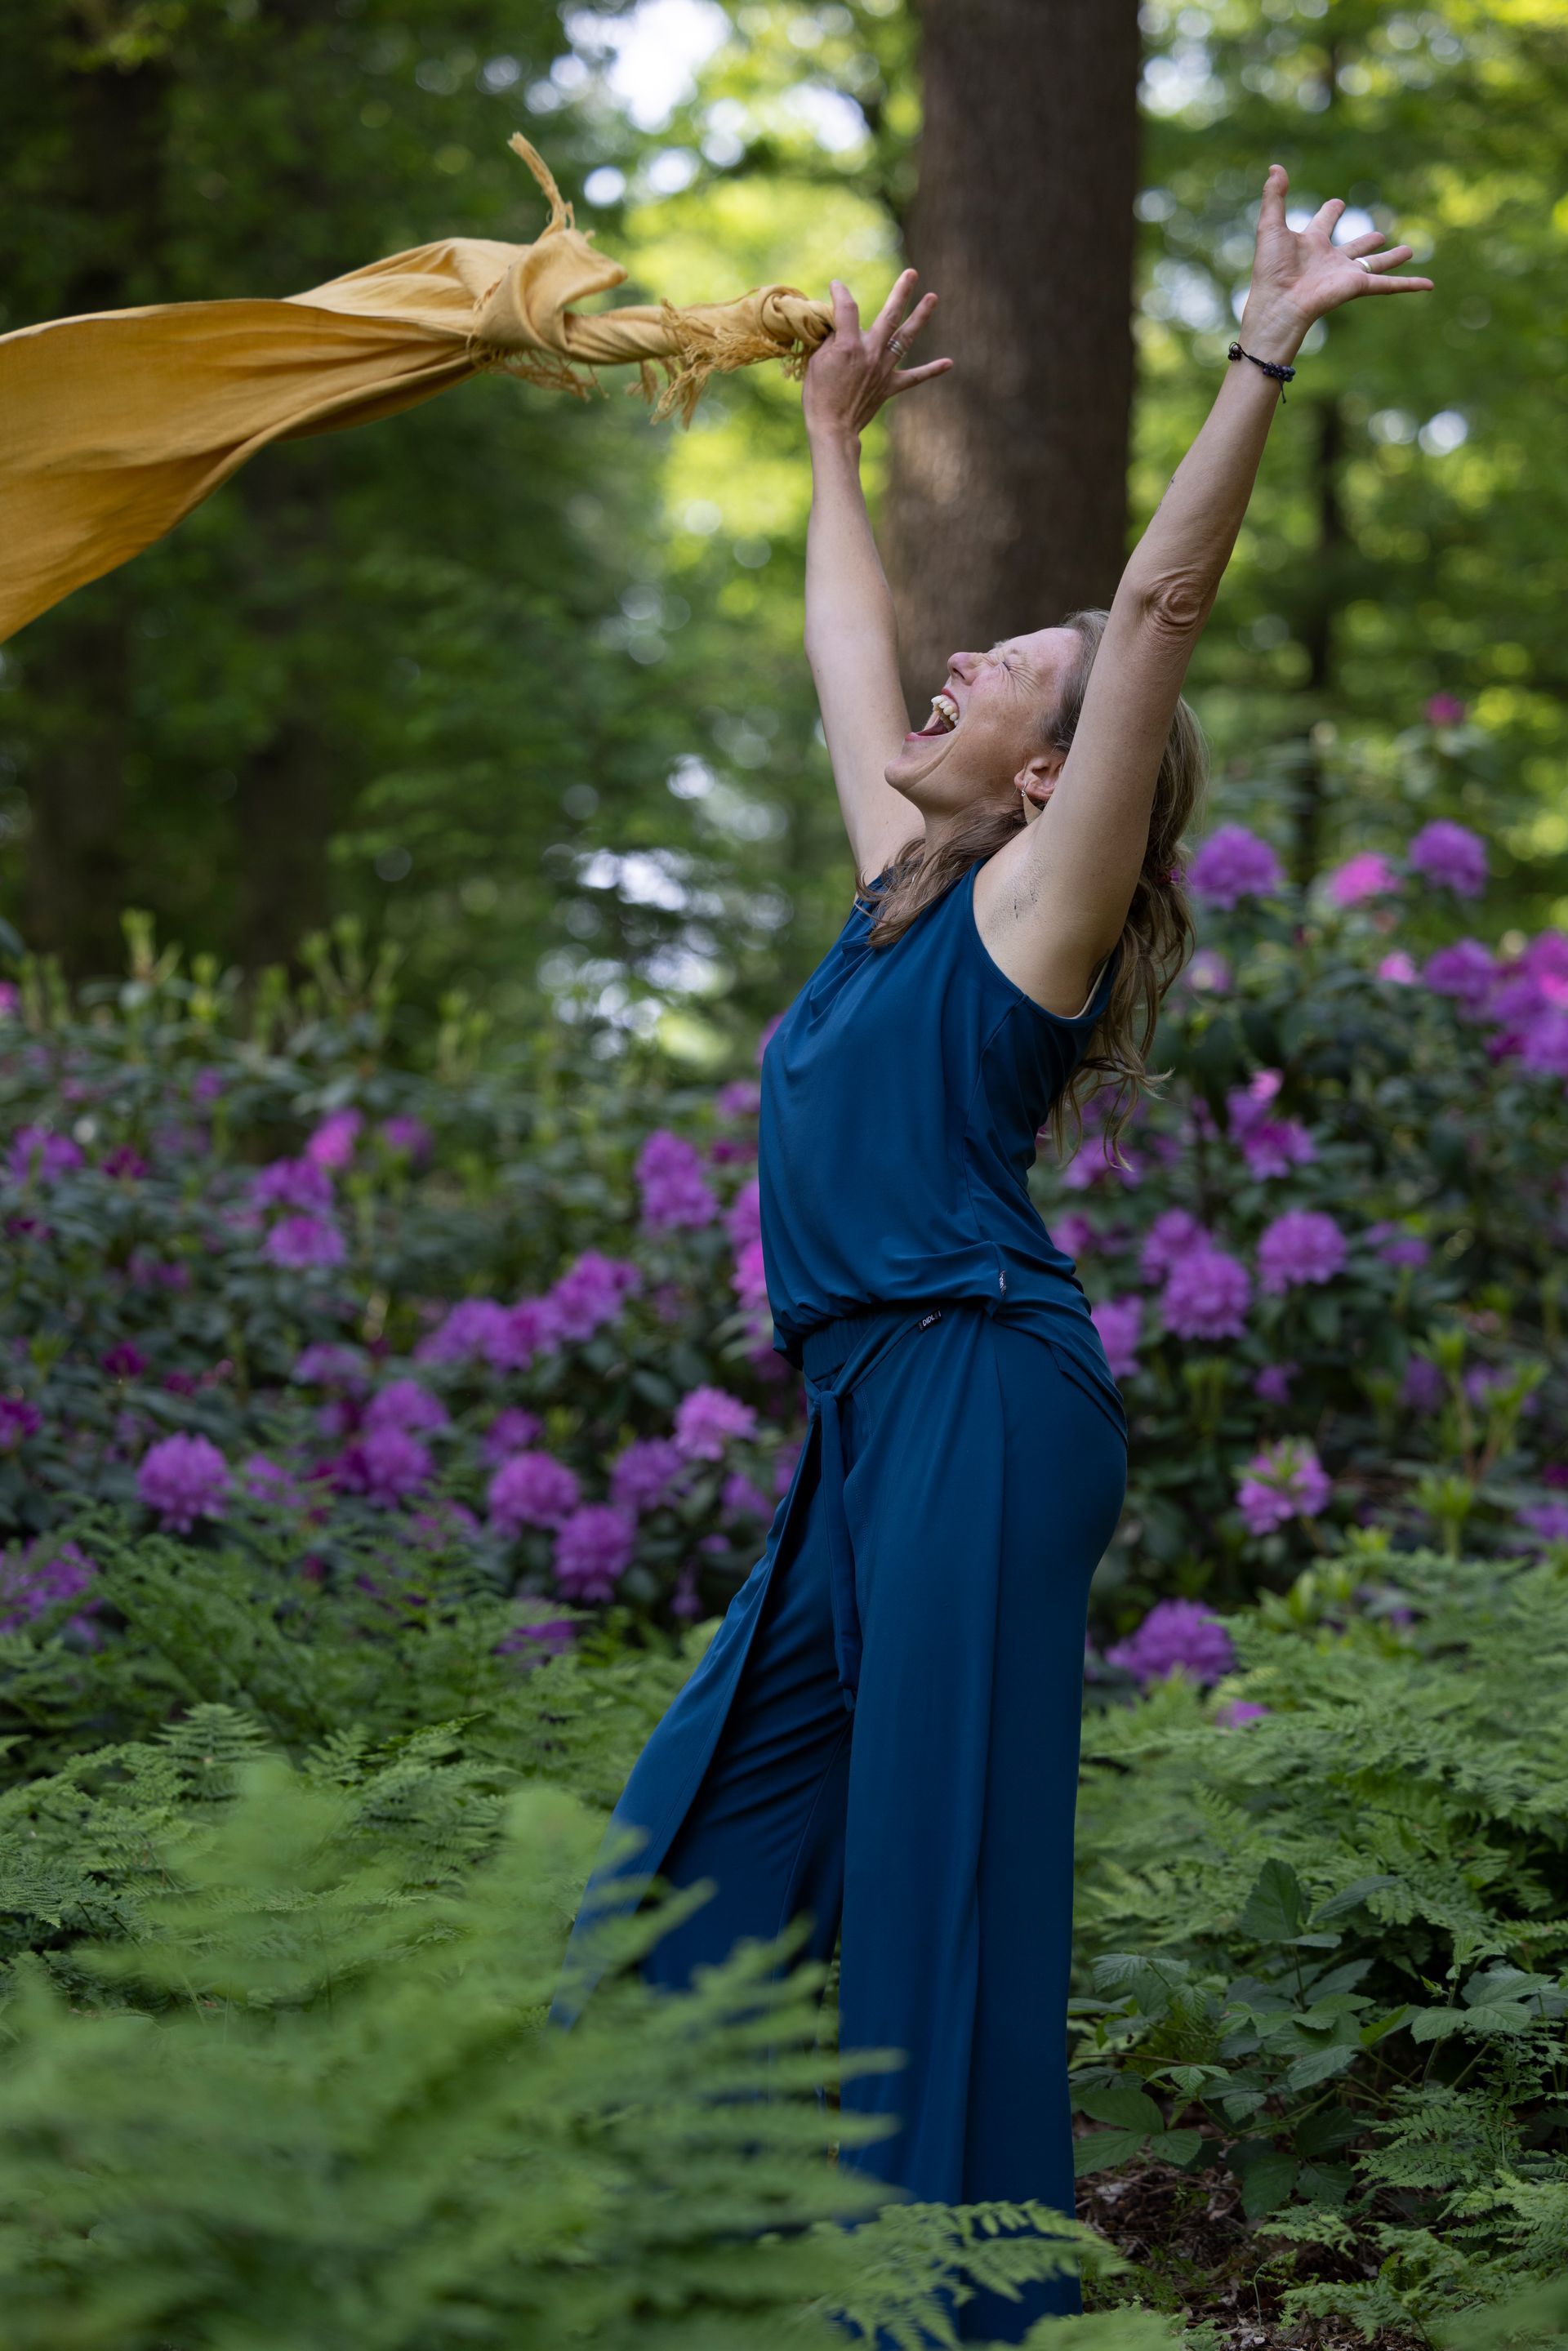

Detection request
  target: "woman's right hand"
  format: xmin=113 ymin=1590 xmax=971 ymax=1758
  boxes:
xmin=800 ymin=269 xmax=951 ymax=443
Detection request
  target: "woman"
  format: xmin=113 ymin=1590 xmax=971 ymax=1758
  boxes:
xmin=558 ymin=167 xmax=1430 ymax=2335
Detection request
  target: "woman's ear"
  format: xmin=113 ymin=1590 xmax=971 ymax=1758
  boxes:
xmin=1015 ymin=750 xmax=1062 ymax=812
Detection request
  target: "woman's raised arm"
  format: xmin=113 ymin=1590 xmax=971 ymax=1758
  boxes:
xmin=802 ymin=274 xmax=951 ymax=888
xmin=979 ymin=165 xmax=1433 ymax=1014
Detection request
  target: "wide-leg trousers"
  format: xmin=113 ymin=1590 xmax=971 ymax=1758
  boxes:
xmin=556 ymin=1300 xmax=1128 ymax=2340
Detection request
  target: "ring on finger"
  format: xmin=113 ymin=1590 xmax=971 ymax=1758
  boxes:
xmin=889 ymin=334 xmax=908 ymax=360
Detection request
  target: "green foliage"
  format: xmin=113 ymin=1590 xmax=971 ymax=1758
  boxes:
xmin=0 ymin=1736 xmax=1161 ymax=2349
xmin=1071 ymin=1549 xmax=1568 ymax=2330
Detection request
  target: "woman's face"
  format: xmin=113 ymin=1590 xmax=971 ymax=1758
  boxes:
xmin=884 ymin=627 xmax=1080 ymax=820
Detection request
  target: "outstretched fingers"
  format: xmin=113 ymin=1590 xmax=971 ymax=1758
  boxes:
xmin=874 ymin=283 xmax=940 ymax=368
xmin=889 ymin=354 xmax=954 ymax=394
xmin=867 ymin=267 xmax=918 ymax=350
xmin=1358 ymin=264 xmax=1435 ymax=294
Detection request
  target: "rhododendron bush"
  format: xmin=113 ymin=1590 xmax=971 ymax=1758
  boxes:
xmin=2 ymin=808 xmax=1566 ymax=1668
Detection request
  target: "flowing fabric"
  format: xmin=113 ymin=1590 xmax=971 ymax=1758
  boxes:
xmin=0 ymin=136 xmax=834 ymax=642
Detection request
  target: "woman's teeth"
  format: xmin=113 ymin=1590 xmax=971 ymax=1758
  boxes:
xmin=924 ymin=692 xmax=959 ymax=735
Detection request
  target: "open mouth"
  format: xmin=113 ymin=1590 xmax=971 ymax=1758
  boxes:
xmin=907 ymin=688 xmax=960 ymax=742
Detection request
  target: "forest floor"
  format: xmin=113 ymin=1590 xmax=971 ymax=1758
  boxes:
xmin=1079 ymin=2159 xmax=1422 ymax=2348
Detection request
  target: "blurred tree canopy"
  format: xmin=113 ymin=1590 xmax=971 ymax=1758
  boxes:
xmin=1 ymin=0 xmax=1563 ymax=1048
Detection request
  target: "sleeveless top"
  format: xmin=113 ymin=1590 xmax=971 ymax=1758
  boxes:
xmin=758 ymin=860 xmax=1128 ymax=1440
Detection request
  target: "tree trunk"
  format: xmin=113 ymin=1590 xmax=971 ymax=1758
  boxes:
xmin=884 ymin=0 xmax=1143 ymax=706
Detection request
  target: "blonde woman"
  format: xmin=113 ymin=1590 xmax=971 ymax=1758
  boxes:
xmin=560 ymin=167 xmax=1430 ymax=2337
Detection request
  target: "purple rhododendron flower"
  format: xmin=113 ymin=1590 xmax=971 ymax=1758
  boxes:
xmin=1106 ymin=1598 xmax=1235 ymax=1686
xmin=1216 ymin=1699 xmax=1270 ymax=1728
xmin=495 ymin=1611 xmax=577 ymax=1664
xmin=417 ymin=1298 xmax=512 ymax=1366
xmin=101 ymin=1342 xmax=147 ymax=1380
xmin=1379 ymin=951 xmax=1418 ymax=985
xmin=547 ymin=1252 xmax=641 ymax=1343
xmin=1089 ymin=1296 xmax=1142 ymax=1381
xmin=715 ymin=1079 xmax=760 ymax=1121
xmin=1518 ymin=1501 xmax=1568 ymax=1544
xmin=1423 ymin=940 xmax=1496 ymax=1017
xmin=1140 ymin=1208 xmax=1209 ymax=1284
xmin=1241 ymin=1120 xmax=1316 ymax=1179
xmin=1326 ymin=852 xmax=1402 ymax=909
xmin=1253 ymin=1360 xmax=1297 ymax=1405
xmin=488 ymin=1450 xmax=581 ymax=1534
xmin=636 ymin=1129 xmax=719 ymax=1232
xmin=674 ymin=1386 xmax=758 ymax=1461
xmin=726 ymin=1177 xmax=762 ymax=1253
xmin=670 ymin=1565 xmax=702 ymax=1619
xmin=340 ymin=1427 xmax=432 ymax=1507
xmin=292 ymin=1342 xmax=368 ymax=1388
xmin=138 ymin=1432 xmax=231 ymax=1532
xmin=1519 ymin=1011 xmax=1568 ymax=1080
xmin=1161 ymin=1249 xmax=1252 ymax=1341
xmin=722 ymin=1471 xmax=774 ymax=1524
xmin=732 ymin=1238 xmax=769 ymax=1314
xmin=1425 ymin=692 xmax=1466 ymax=727
xmin=610 ymin=1437 xmax=686 ymax=1514
xmin=264 ymin=1213 xmax=347 ymax=1271
xmin=1236 ymin=1436 xmax=1334 ymax=1535
xmin=252 ymin=1157 xmax=335 ymax=1213
xmin=1054 ymin=1213 xmax=1095 ymax=1259
xmin=102 ymin=1144 xmax=149 ymax=1180
xmin=553 ymin=1503 xmax=635 ymax=1601
xmin=363 ymin=1379 xmax=448 ymax=1438
xmin=1188 ymin=825 xmax=1286 ymax=911
xmin=485 ymin=1297 xmax=564 ymax=1374
xmin=306 ymin=1110 xmax=362 ymax=1170
xmin=0 ymin=1398 xmax=42 ymax=1450
xmin=380 ymin=1115 xmax=433 ymax=1163
xmin=1258 ymin=1209 xmax=1347 ymax=1295
xmin=1408 ymin=819 xmax=1487 ymax=897
xmin=1401 ymin=1355 xmax=1446 ymax=1411
xmin=483 ymin=1407 xmax=542 ymax=1466
xmin=10 ymin=1127 xmax=83 ymax=1184
xmin=1367 ymin=1223 xmax=1430 ymax=1269
xmin=0 ymin=1539 xmax=97 ymax=1635
xmin=773 ymin=1440 xmax=802 ymax=1497
xmin=241 ymin=1454 xmax=307 ymax=1510
xmin=1187 ymin=947 xmax=1232 ymax=994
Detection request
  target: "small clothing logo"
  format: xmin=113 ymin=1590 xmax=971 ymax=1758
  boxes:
xmin=918 ymin=1310 xmax=942 ymax=1331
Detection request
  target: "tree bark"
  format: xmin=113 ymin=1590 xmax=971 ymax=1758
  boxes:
xmin=884 ymin=0 xmax=1143 ymax=707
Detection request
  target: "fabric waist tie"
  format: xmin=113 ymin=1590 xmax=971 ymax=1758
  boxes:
xmin=798 ymin=1302 xmax=947 ymax=1716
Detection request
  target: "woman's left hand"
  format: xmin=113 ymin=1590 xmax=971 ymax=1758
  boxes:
xmin=1244 ymin=163 xmax=1433 ymax=337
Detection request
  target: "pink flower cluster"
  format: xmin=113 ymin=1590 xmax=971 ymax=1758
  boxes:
xmin=1235 ymin=1436 xmax=1333 ymax=1536
xmin=636 ymin=1129 xmax=719 ymax=1232
xmin=137 ymin=1433 xmax=232 ymax=1532
xmin=1226 ymin=1070 xmax=1315 ymax=1181
xmin=1106 ymin=1598 xmax=1234 ymax=1686
xmin=420 ymin=1250 xmax=643 ymax=1372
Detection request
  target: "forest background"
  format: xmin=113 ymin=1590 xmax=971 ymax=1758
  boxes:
xmin=3 ymin=0 xmax=1565 ymax=1041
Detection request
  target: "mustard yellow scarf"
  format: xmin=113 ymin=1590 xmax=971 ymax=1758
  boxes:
xmin=0 ymin=137 xmax=834 ymax=643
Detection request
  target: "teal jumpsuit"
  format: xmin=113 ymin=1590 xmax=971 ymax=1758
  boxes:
xmin=558 ymin=861 xmax=1129 ymax=2336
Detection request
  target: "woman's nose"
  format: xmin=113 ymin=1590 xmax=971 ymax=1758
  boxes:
xmin=948 ymin=650 xmax=978 ymax=679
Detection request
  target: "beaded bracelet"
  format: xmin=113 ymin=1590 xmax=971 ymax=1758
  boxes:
xmin=1227 ymin=340 xmax=1296 ymax=403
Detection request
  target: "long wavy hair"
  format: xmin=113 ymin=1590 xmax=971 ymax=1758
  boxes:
xmin=859 ymin=608 xmax=1207 ymax=1163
